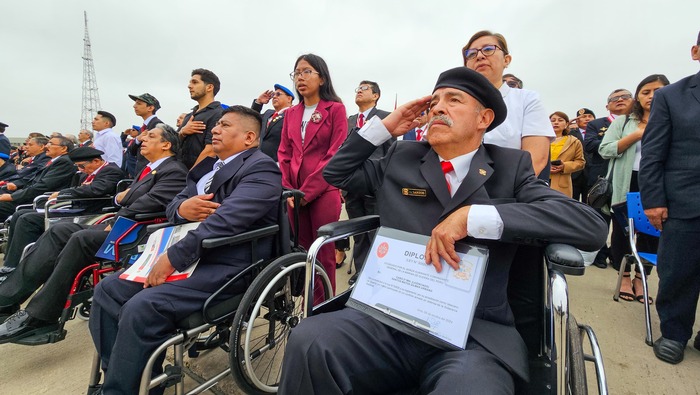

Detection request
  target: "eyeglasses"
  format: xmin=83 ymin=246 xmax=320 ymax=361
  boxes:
xmin=608 ymin=94 xmax=633 ymax=103
xmin=75 ymin=162 xmax=87 ymax=169
xmin=289 ymin=69 xmax=319 ymax=80
xmin=463 ymin=45 xmax=505 ymax=61
xmin=355 ymin=86 xmax=372 ymax=93
xmin=273 ymin=91 xmax=288 ymax=97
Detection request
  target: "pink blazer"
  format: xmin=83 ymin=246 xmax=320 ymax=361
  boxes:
xmin=278 ymin=100 xmax=347 ymax=202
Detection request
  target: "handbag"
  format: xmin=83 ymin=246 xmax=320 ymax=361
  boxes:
xmin=586 ymin=115 xmax=631 ymax=209
xmin=587 ymin=168 xmax=613 ymax=209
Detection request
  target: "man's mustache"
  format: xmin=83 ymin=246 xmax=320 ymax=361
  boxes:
xmin=427 ymin=115 xmax=453 ymax=129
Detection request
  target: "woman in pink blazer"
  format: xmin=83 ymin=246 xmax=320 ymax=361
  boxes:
xmin=278 ymin=54 xmax=347 ymax=295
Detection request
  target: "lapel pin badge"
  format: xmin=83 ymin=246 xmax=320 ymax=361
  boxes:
xmin=479 ymin=169 xmax=487 ymax=176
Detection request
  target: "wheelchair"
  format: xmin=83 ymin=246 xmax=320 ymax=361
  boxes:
xmin=12 ymin=211 xmax=166 ymax=346
xmin=86 ymin=189 xmax=334 ymax=395
xmin=293 ymin=215 xmax=610 ymax=395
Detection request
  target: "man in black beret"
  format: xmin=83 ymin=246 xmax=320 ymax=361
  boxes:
xmin=569 ymin=107 xmax=595 ymax=204
xmin=0 ymin=146 xmax=124 ymax=275
xmin=278 ymin=67 xmax=607 ymax=394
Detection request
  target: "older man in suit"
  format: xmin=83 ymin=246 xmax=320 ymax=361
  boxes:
xmin=0 ymin=136 xmax=76 ymax=222
xmin=584 ymin=90 xmax=634 ymax=269
xmin=641 ymin=32 xmax=700 ymax=364
xmin=88 ymin=105 xmax=282 ymax=394
xmin=0 ymin=124 xmax=187 ymax=340
xmin=1 ymin=136 xmax=50 ymax=187
xmin=278 ymin=67 xmax=607 ymax=394
xmin=252 ymin=84 xmax=294 ymax=162
xmin=0 ymin=147 xmax=124 ymax=272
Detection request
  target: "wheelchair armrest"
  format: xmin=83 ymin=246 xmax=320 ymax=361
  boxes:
xmin=14 ymin=203 xmax=35 ymax=212
xmin=134 ymin=212 xmax=166 ymax=221
xmin=146 ymin=222 xmax=175 ymax=233
xmin=545 ymin=244 xmax=585 ymax=276
xmin=101 ymin=206 xmax=119 ymax=213
xmin=201 ymin=225 xmax=279 ymax=249
xmin=317 ymin=215 xmax=380 ymax=239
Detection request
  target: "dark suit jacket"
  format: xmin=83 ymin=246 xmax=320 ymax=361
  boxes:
xmin=115 ymin=156 xmax=187 ymax=219
xmin=10 ymin=155 xmax=76 ymax=204
xmin=58 ymin=163 xmax=124 ymax=213
xmin=323 ymin=134 xmax=607 ymax=381
xmin=79 ymin=140 xmax=93 ymax=147
xmin=251 ymin=101 xmax=286 ymax=162
xmin=0 ymin=160 xmax=17 ymax=181
xmin=584 ymin=117 xmax=612 ymax=186
xmin=165 ymin=149 xmax=282 ymax=288
xmin=640 ymin=71 xmax=700 ymax=219
xmin=568 ymin=129 xmax=587 ymax=182
xmin=278 ymin=99 xmax=347 ymax=202
xmin=347 ymin=107 xmax=393 ymax=159
xmin=5 ymin=152 xmax=50 ymax=187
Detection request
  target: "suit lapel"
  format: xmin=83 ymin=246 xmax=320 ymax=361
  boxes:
xmin=123 ymin=157 xmax=171 ymax=203
xmin=287 ymin=104 xmax=304 ymax=152
xmin=419 ymin=149 xmax=452 ymax=207
xmin=302 ymin=101 xmax=330 ymax=150
xmin=443 ymin=146 xmax=494 ymax=216
xmin=207 ymin=149 xmax=254 ymax=193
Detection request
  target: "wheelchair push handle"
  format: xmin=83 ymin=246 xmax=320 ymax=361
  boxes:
xmin=544 ymin=244 xmax=585 ymax=276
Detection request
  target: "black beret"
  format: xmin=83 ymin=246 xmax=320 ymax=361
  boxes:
xmin=433 ymin=67 xmax=507 ymax=132
xmin=0 ymin=122 xmax=8 ymax=128
xmin=69 ymin=146 xmax=104 ymax=162
xmin=576 ymin=108 xmax=595 ymax=118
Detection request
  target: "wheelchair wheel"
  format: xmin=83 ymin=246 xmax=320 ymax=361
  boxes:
xmin=76 ymin=299 xmax=92 ymax=321
xmin=229 ymin=252 xmax=332 ymax=394
xmin=567 ymin=314 xmax=587 ymax=395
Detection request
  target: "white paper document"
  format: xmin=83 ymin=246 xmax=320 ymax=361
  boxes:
xmin=347 ymin=227 xmax=489 ymax=350
xmin=119 ymin=222 xmax=200 ymax=283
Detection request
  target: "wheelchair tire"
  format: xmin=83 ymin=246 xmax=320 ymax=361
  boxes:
xmin=76 ymin=300 xmax=91 ymax=321
xmin=229 ymin=252 xmax=332 ymax=394
xmin=567 ymin=314 xmax=588 ymax=395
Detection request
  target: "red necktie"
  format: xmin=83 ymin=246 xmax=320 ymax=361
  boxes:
xmin=138 ymin=166 xmax=152 ymax=181
xmin=83 ymin=174 xmax=95 ymax=184
xmin=357 ymin=113 xmax=365 ymax=128
xmin=416 ymin=128 xmax=424 ymax=141
xmin=45 ymin=159 xmax=53 ymax=167
xmin=141 ymin=124 xmax=148 ymax=133
xmin=267 ymin=112 xmax=278 ymax=127
xmin=441 ymin=161 xmax=454 ymax=194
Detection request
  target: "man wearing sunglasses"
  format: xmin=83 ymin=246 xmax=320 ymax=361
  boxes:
xmin=583 ymin=89 xmax=633 ymax=269
xmin=0 ymin=146 xmax=124 ymax=274
xmin=251 ymin=83 xmax=295 ymax=162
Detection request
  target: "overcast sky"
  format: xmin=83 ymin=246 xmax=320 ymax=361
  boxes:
xmin=1 ymin=0 xmax=698 ymax=139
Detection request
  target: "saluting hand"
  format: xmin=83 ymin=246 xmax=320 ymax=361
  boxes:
xmin=381 ymin=96 xmax=431 ymax=137
xmin=257 ymin=90 xmax=274 ymax=105
xmin=179 ymin=116 xmax=206 ymax=136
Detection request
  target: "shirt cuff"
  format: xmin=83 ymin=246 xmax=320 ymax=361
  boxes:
xmin=357 ymin=116 xmax=392 ymax=146
xmin=467 ymin=205 xmax=503 ymax=240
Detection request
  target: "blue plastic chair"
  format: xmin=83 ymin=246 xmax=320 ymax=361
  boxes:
xmin=612 ymin=192 xmax=659 ymax=346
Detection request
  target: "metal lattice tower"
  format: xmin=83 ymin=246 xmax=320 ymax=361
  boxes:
xmin=80 ymin=11 xmax=101 ymax=131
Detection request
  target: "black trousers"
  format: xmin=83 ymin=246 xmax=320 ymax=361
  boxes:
xmin=343 ymin=193 xmax=378 ymax=272
xmin=0 ymin=221 xmax=107 ymax=321
xmin=656 ymin=217 xmax=700 ymax=344
xmin=278 ymin=308 xmax=515 ymax=395
xmin=89 ymin=269 xmax=249 ymax=395
xmin=0 ymin=201 xmax=18 ymax=223
xmin=571 ymin=173 xmax=588 ymax=202
xmin=3 ymin=209 xmax=45 ymax=269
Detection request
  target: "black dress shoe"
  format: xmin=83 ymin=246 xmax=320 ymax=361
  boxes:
xmin=653 ymin=337 xmax=685 ymax=364
xmin=592 ymin=257 xmax=608 ymax=269
xmin=348 ymin=273 xmax=358 ymax=285
xmin=0 ymin=266 xmax=15 ymax=275
xmin=0 ymin=310 xmax=55 ymax=344
xmin=693 ymin=331 xmax=700 ymax=352
xmin=0 ymin=303 xmax=19 ymax=321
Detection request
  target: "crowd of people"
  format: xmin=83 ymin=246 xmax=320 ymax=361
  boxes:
xmin=0 ymin=27 xmax=697 ymax=394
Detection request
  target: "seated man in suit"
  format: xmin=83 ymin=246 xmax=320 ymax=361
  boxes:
xmin=0 ymin=124 xmax=187 ymax=340
xmin=0 ymin=135 xmax=50 ymax=188
xmin=88 ymin=105 xmax=282 ymax=394
xmin=0 ymin=146 xmax=124 ymax=275
xmin=0 ymin=136 xmax=76 ymax=222
xmin=278 ymin=68 xmax=607 ymax=394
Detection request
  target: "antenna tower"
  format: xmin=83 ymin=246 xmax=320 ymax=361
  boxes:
xmin=80 ymin=11 xmax=101 ymax=131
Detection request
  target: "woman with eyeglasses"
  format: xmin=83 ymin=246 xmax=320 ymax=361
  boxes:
xmin=548 ymin=111 xmax=585 ymax=198
xmin=462 ymin=31 xmax=553 ymax=179
xmin=278 ymin=54 xmax=347 ymax=296
xmin=599 ymin=74 xmax=670 ymax=303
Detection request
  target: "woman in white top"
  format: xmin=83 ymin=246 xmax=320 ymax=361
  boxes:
xmin=462 ymin=30 xmax=553 ymax=178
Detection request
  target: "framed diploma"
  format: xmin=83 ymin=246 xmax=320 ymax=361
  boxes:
xmin=346 ymin=227 xmax=489 ymax=350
